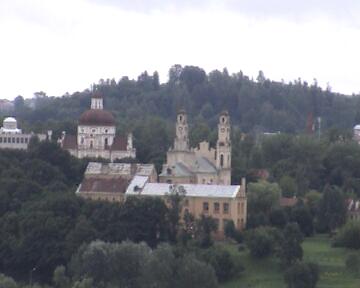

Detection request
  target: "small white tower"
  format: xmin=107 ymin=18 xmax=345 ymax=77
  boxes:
xmin=174 ymin=110 xmax=189 ymax=151
xmin=91 ymin=94 xmax=103 ymax=110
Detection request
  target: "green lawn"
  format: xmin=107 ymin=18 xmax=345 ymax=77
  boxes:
xmin=219 ymin=235 xmax=360 ymax=288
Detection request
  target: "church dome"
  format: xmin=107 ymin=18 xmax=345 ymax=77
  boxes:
xmin=79 ymin=109 xmax=116 ymax=126
xmin=3 ymin=117 xmax=18 ymax=129
xmin=4 ymin=117 xmax=17 ymax=122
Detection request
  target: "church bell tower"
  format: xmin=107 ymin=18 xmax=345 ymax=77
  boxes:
xmin=216 ymin=111 xmax=231 ymax=184
xmin=174 ymin=110 xmax=189 ymax=151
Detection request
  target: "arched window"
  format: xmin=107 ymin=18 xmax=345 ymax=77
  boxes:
xmin=220 ymin=154 xmax=224 ymax=167
xmin=90 ymin=141 xmax=93 ymax=149
xmin=105 ymin=138 xmax=108 ymax=148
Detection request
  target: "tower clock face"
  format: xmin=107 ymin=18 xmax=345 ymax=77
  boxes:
xmin=221 ymin=128 xmax=225 ymax=132
xmin=179 ymin=127 xmax=183 ymax=131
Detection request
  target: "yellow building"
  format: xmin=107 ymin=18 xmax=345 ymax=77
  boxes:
xmin=77 ymin=162 xmax=247 ymax=237
xmin=126 ymin=177 xmax=247 ymax=235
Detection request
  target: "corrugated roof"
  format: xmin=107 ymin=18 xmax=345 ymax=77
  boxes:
xmin=130 ymin=183 xmax=240 ymax=198
xmin=80 ymin=177 xmax=129 ymax=194
xmin=85 ymin=162 xmax=155 ymax=177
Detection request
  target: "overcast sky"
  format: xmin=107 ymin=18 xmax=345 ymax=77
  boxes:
xmin=1 ymin=0 xmax=360 ymax=100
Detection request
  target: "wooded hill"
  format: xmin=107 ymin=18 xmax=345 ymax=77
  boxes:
xmin=5 ymin=65 xmax=360 ymax=181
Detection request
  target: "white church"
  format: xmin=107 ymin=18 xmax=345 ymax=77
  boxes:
xmin=0 ymin=117 xmax=48 ymax=149
xmin=59 ymin=93 xmax=136 ymax=161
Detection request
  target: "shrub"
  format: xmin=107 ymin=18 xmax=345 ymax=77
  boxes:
xmin=224 ymin=220 xmax=243 ymax=243
xmin=201 ymin=247 xmax=237 ymax=282
xmin=284 ymin=261 xmax=319 ymax=288
xmin=245 ymin=226 xmax=279 ymax=258
xmin=333 ymin=221 xmax=360 ymax=249
xmin=345 ymin=254 xmax=360 ymax=274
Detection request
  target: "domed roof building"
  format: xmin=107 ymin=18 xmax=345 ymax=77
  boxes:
xmin=0 ymin=117 xmax=48 ymax=150
xmin=59 ymin=93 xmax=136 ymax=161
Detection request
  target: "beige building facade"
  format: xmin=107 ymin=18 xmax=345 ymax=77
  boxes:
xmin=126 ymin=179 xmax=247 ymax=234
xmin=159 ymin=110 xmax=232 ymax=185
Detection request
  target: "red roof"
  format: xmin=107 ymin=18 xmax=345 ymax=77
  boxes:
xmin=62 ymin=135 xmax=77 ymax=149
xmin=279 ymin=197 xmax=298 ymax=207
xmin=111 ymin=136 xmax=127 ymax=150
xmin=79 ymin=109 xmax=115 ymax=126
xmin=80 ymin=177 xmax=129 ymax=194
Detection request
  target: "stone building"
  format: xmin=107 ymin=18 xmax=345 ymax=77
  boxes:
xmin=126 ymin=178 xmax=247 ymax=234
xmin=76 ymin=162 xmax=157 ymax=202
xmin=0 ymin=117 xmax=47 ymax=149
xmin=59 ymin=93 xmax=136 ymax=161
xmin=159 ymin=110 xmax=232 ymax=185
xmin=77 ymin=161 xmax=247 ymax=236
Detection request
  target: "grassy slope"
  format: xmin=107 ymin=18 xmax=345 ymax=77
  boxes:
xmin=220 ymin=235 xmax=360 ymax=288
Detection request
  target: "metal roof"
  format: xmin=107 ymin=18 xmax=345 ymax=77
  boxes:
xmin=129 ymin=183 xmax=240 ymax=198
xmin=85 ymin=162 xmax=155 ymax=176
xmin=126 ymin=175 xmax=149 ymax=194
xmin=159 ymin=156 xmax=216 ymax=177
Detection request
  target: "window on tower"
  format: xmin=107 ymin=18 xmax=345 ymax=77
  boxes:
xmin=220 ymin=154 xmax=224 ymax=167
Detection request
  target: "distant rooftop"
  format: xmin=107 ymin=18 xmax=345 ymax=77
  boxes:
xmin=126 ymin=182 xmax=241 ymax=198
xmin=85 ymin=162 xmax=155 ymax=177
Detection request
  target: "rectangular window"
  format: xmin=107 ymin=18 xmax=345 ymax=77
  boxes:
xmin=20 ymin=138 xmax=24 ymax=143
xmin=0 ymin=137 xmax=2 ymax=143
xmin=203 ymin=202 xmax=209 ymax=213
xmin=16 ymin=138 xmax=19 ymax=143
xmin=24 ymin=138 xmax=28 ymax=143
xmin=8 ymin=137 xmax=11 ymax=143
xmin=12 ymin=137 xmax=15 ymax=143
xmin=223 ymin=203 xmax=229 ymax=214
xmin=4 ymin=137 xmax=7 ymax=143
xmin=214 ymin=202 xmax=220 ymax=213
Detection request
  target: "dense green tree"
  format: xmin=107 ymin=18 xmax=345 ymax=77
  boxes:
xmin=247 ymin=181 xmax=281 ymax=216
xmin=245 ymin=226 xmax=279 ymax=258
xmin=195 ymin=216 xmax=218 ymax=248
xmin=333 ymin=221 xmax=360 ymax=249
xmin=278 ymin=223 xmax=304 ymax=266
xmin=284 ymin=261 xmax=319 ymax=288
xmin=317 ymin=185 xmax=346 ymax=232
